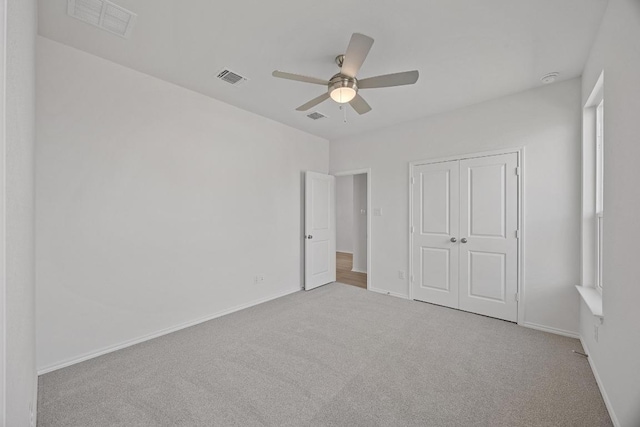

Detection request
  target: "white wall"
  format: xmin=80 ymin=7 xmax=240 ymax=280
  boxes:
xmin=352 ymin=174 xmax=367 ymax=273
xmin=330 ymin=78 xmax=582 ymax=335
xmin=579 ymin=0 xmax=640 ymax=425
xmin=335 ymin=175 xmax=353 ymax=253
xmin=36 ymin=37 xmax=329 ymax=372
xmin=3 ymin=0 xmax=37 ymax=425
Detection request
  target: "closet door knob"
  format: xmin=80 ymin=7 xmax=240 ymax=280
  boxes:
xmin=461 ymin=238 xmax=468 ymax=244
xmin=450 ymin=237 xmax=457 ymax=243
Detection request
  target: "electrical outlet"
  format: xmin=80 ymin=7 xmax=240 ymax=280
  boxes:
xmin=398 ymin=271 xmax=406 ymax=280
xmin=254 ymin=275 xmax=265 ymax=284
xmin=373 ymin=208 xmax=382 ymax=216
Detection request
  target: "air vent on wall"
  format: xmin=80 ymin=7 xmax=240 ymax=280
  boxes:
xmin=216 ymin=69 xmax=248 ymax=86
xmin=67 ymin=0 xmax=137 ymax=39
xmin=307 ymin=112 xmax=327 ymax=120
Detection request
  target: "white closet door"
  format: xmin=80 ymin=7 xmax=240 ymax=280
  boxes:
xmin=458 ymin=153 xmax=518 ymax=321
xmin=411 ymin=161 xmax=460 ymax=308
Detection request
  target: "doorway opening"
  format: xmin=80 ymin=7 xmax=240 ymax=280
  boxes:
xmin=335 ymin=171 xmax=369 ymax=290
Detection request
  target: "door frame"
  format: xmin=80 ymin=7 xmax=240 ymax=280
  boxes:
xmin=409 ymin=147 xmax=525 ymax=325
xmin=333 ymin=168 xmax=372 ymax=291
xmin=0 ymin=0 xmax=7 ymax=420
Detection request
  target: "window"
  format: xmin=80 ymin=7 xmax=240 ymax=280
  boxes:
xmin=579 ymin=74 xmax=605 ymax=316
xmin=595 ymin=99 xmax=604 ymax=290
xmin=582 ymin=72 xmax=604 ymax=297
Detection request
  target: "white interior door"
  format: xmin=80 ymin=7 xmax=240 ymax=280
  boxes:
xmin=458 ymin=153 xmax=519 ymax=321
xmin=411 ymin=160 xmax=460 ymax=307
xmin=411 ymin=152 xmax=519 ymax=322
xmin=305 ymin=171 xmax=336 ymax=290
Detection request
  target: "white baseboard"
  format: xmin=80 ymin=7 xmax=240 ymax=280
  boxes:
xmin=369 ymin=287 xmax=409 ymax=300
xmin=336 ymin=250 xmax=353 ymax=255
xmin=37 ymin=287 xmax=300 ymax=375
xmin=580 ymin=337 xmax=620 ymax=427
xmin=522 ymin=322 xmax=580 ymax=339
xmin=351 ymin=268 xmax=367 ymax=274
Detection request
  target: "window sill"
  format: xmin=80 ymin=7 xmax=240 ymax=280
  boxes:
xmin=576 ymin=285 xmax=603 ymax=318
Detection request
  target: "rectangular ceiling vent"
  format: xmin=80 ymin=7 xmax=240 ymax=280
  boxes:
xmin=307 ymin=112 xmax=327 ymax=120
xmin=216 ymin=69 xmax=248 ymax=86
xmin=67 ymin=0 xmax=137 ymax=39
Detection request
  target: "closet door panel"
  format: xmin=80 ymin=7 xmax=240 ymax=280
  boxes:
xmin=458 ymin=153 xmax=518 ymax=322
xmin=411 ymin=161 xmax=460 ymax=308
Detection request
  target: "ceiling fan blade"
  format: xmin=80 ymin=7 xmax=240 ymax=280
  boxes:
xmin=349 ymin=94 xmax=372 ymax=115
xmin=341 ymin=33 xmax=374 ymax=78
xmin=296 ymin=93 xmax=331 ymax=111
xmin=272 ymin=70 xmax=328 ymax=85
xmin=358 ymin=70 xmax=419 ymax=89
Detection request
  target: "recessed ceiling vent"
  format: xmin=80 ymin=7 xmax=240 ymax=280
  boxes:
xmin=306 ymin=112 xmax=327 ymax=120
xmin=216 ymin=69 xmax=248 ymax=86
xmin=67 ymin=0 xmax=137 ymax=38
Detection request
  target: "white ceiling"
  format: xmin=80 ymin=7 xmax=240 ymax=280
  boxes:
xmin=38 ymin=0 xmax=608 ymax=140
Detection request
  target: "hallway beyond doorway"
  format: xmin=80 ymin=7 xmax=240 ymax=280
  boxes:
xmin=336 ymin=252 xmax=367 ymax=289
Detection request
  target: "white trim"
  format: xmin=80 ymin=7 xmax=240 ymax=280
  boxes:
xmin=408 ymin=147 xmax=525 ymax=325
xmin=584 ymin=71 xmax=605 ymax=108
xmin=517 ymin=148 xmax=526 ymax=325
xmin=369 ymin=287 xmax=409 ymax=300
xmin=408 ymin=162 xmax=414 ymax=300
xmin=522 ymin=322 xmax=579 ymax=339
xmin=336 ymin=250 xmax=353 ymax=255
xmin=0 ymin=0 xmax=7 ymax=421
xmin=575 ymin=285 xmax=603 ymax=318
xmin=333 ymin=168 xmax=370 ymax=176
xmin=332 ymin=168 xmax=372 ymax=291
xmin=38 ymin=287 xmax=300 ymax=375
xmin=351 ymin=268 xmax=366 ymax=274
xmin=410 ymin=147 xmax=525 ymax=166
xmin=408 ymin=164 xmax=413 ymax=301
xmin=580 ymin=337 xmax=620 ymax=427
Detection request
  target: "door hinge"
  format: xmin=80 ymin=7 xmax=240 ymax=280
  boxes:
xmin=410 ymin=275 xmax=414 ymax=283
xmin=411 ymin=177 xmax=415 ymax=184
xmin=515 ymin=292 xmax=519 ymax=302
xmin=410 ymin=226 xmax=415 ymax=233
xmin=515 ymin=229 xmax=520 ymax=238
xmin=515 ymin=167 xmax=521 ymax=176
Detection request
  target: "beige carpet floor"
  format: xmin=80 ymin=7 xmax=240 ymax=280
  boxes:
xmin=38 ymin=283 xmax=612 ymax=426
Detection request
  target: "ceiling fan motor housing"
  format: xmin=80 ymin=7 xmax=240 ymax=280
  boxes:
xmin=328 ymin=74 xmax=358 ymax=103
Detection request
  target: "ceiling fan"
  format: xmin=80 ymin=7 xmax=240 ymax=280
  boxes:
xmin=272 ymin=33 xmax=419 ymax=115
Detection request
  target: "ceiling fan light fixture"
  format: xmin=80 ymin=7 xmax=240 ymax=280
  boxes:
xmin=330 ymin=87 xmax=356 ymax=103
xmin=328 ymin=75 xmax=357 ymax=103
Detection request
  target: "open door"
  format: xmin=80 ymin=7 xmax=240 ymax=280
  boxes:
xmin=305 ymin=171 xmax=336 ymax=290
